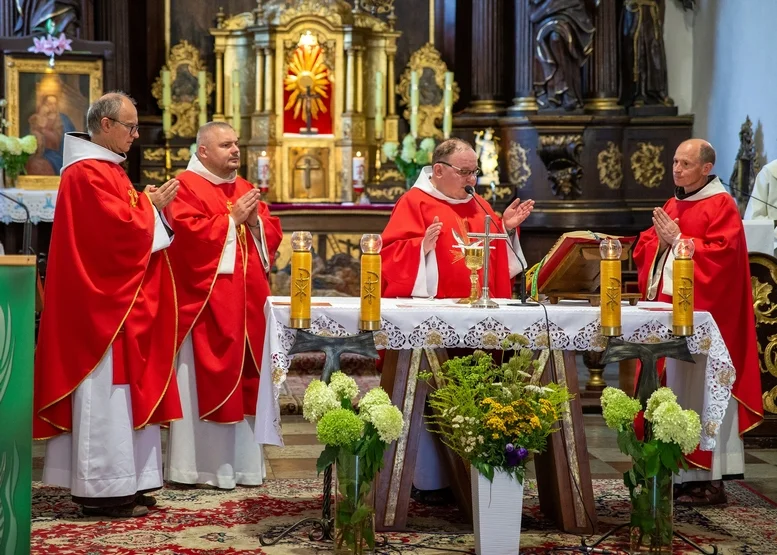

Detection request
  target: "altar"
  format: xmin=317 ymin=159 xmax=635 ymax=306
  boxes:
xmin=256 ymin=297 xmax=737 ymax=533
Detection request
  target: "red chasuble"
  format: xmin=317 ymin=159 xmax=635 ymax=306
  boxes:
xmin=633 ymin=178 xmax=763 ymax=469
xmin=381 ymin=187 xmax=515 ymax=299
xmin=165 ymin=172 xmax=282 ymax=422
xmin=33 ymin=157 xmax=182 ymax=439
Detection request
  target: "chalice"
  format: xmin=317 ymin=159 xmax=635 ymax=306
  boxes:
xmin=459 ymin=245 xmax=484 ymax=304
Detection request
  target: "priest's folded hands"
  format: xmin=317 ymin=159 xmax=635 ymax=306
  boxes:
xmin=652 ymin=207 xmax=681 ymax=250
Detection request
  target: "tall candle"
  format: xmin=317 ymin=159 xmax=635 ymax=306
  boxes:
xmin=672 ymin=238 xmax=695 ymax=336
xmin=198 ymin=70 xmax=207 ymax=128
xmin=599 ymin=238 xmax=622 ymax=337
xmin=162 ymin=68 xmax=172 ymax=134
xmin=374 ymin=71 xmax=384 ymax=140
xmin=410 ymin=70 xmax=419 ymax=138
xmin=360 ymin=234 xmax=383 ymax=331
xmin=352 ymin=152 xmax=365 ymax=198
xmin=232 ymin=69 xmax=241 ymax=136
xmin=290 ymin=231 xmax=313 ymax=329
xmin=443 ymin=72 xmax=453 ymax=139
xmin=257 ymin=150 xmax=270 ymax=193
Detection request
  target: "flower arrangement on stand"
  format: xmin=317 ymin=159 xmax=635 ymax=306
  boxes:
xmin=27 ymin=19 xmax=73 ymax=68
xmin=0 ymin=133 xmax=38 ymax=188
xmin=303 ymin=372 xmax=404 ymax=555
xmin=421 ymin=335 xmax=572 ymax=555
xmin=382 ymin=135 xmax=436 ymax=189
xmin=601 ymin=386 xmax=701 ymax=553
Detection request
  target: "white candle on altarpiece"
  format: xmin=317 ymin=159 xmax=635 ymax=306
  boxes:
xmin=232 ymin=69 xmax=241 ymax=136
xmin=258 ymin=150 xmax=270 ymax=189
xmin=375 ymin=71 xmax=384 ymax=140
xmin=443 ymin=71 xmax=453 ymax=139
xmin=198 ymin=70 xmax=207 ymax=128
xmin=410 ymin=71 xmax=419 ymax=138
xmin=352 ymin=152 xmax=365 ymax=191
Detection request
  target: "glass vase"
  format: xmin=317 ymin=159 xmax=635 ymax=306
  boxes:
xmin=629 ymin=467 xmax=673 ymax=554
xmin=334 ymin=449 xmax=376 ymax=555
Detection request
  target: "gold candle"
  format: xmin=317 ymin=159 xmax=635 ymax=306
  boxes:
xmin=672 ymin=238 xmax=695 ymax=336
xmin=360 ymin=234 xmax=382 ymax=331
xmin=290 ymin=231 xmax=313 ymax=329
xmin=599 ymin=238 xmax=622 ymax=337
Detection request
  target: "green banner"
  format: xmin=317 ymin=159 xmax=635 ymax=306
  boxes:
xmin=0 ymin=258 xmax=35 ymax=555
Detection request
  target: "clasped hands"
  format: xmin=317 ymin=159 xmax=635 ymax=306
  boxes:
xmin=145 ymin=178 xmax=179 ymax=210
xmin=653 ymin=207 xmax=681 ymax=251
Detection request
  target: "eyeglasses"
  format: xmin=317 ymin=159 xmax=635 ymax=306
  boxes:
xmin=437 ymin=160 xmax=482 ymax=177
xmin=106 ymin=117 xmax=139 ymax=135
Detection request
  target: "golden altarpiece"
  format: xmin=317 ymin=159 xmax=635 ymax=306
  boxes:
xmin=209 ymin=0 xmax=400 ymax=203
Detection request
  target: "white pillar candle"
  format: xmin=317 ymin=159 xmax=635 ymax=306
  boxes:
xmin=258 ymin=150 xmax=270 ymax=191
xmin=232 ymin=69 xmax=241 ymax=136
xmin=352 ymin=152 xmax=365 ymax=191
xmin=410 ymin=71 xmax=419 ymax=138
xmin=375 ymin=71 xmax=384 ymax=140
xmin=198 ymin=70 xmax=207 ymax=128
xmin=443 ymin=71 xmax=453 ymax=139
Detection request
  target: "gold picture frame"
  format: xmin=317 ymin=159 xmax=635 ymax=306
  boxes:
xmin=4 ymin=56 xmax=103 ymax=190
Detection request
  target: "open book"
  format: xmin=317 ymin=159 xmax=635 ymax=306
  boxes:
xmin=527 ymin=231 xmax=636 ymax=298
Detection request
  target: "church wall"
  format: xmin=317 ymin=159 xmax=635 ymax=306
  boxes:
xmin=665 ymin=0 xmax=777 ymax=179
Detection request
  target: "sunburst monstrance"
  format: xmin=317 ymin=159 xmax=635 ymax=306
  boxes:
xmin=283 ymin=32 xmax=330 ymax=123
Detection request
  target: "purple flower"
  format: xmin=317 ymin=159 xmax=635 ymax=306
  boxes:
xmin=505 ymin=443 xmax=528 ymax=467
xmin=52 ymin=33 xmax=72 ymax=56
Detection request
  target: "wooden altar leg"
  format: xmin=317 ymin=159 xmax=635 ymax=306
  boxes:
xmin=534 ymin=350 xmax=597 ymax=534
xmin=375 ymin=348 xmax=472 ymax=532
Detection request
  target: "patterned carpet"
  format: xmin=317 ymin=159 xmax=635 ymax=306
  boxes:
xmin=31 ymin=478 xmax=777 ymax=554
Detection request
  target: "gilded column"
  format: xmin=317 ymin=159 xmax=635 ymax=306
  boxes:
xmin=468 ymin=0 xmax=505 ymax=114
xmin=356 ymin=47 xmax=364 ymax=114
xmin=508 ymin=0 xmax=537 ymax=113
xmin=346 ymin=48 xmax=356 ymax=113
xmin=214 ymin=46 xmax=225 ymax=120
xmin=585 ymin=0 xmax=620 ymax=112
xmin=387 ymin=49 xmax=397 ymax=116
xmin=264 ymin=47 xmax=274 ymax=113
xmin=254 ymin=45 xmax=265 ymax=113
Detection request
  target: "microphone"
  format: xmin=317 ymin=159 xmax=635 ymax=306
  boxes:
xmin=464 ymin=185 xmax=528 ymax=304
xmin=722 ymin=179 xmax=777 ymax=214
xmin=0 ymin=190 xmax=33 ymax=255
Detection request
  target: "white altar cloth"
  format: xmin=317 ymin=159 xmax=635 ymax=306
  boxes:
xmin=256 ymin=297 xmax=735 ymax=454
xmin=0 ymin=188 xmax=58 ymax=224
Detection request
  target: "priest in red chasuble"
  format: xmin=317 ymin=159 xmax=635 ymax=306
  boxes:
xmin=164 ymin=122 xmax=282 ymax=489
xmin=381 ymin=138 xmax=534 ymax=299
xmin=634 ymin=138 xmax=762 ymax=505
xmin=380 ymin=138 xmax=534 ymax=496
xmin=34 ymin=92 xmax=182 ymax=518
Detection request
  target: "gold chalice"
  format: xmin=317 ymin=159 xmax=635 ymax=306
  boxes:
xmin=458 ymin=245 xmax=484 ymax=304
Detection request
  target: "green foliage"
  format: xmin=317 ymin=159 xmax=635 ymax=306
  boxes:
xmin=420 ymin=341 xmax=571 ymax=484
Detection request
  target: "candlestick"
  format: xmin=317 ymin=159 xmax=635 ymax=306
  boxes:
xmin=672 ymin=238 xmax=695 ymax=336
xmin=375 ymin=71 xmax=384 ymax=140
xmin=360 ymin=234 xmax=382 ymax=331
xmin=290 ymin=231 xmax=313 ymax=329
xmin=198 ymin=70 xmax=207 ymax=128
xmin=258 ymin=150 xmax=270 ymax=195
xmin=352 ymin=151 xmax=365 ymax=201
xmin=232 ymin=69 xmax=241 ymax=136
xmin=443 ymin=71 xmax=453 ymax=139
xmin=599 ymin=238 xmax=622 ymax=337
xmin=410 ymin=70 xmax=419 ymax=138
xmin=162 ymin=68 xmax=172 ymax=134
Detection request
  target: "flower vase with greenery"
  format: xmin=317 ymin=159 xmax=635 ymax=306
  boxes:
xmin=0 ymin=133 xmax=37 ymax=187
xmin=422 ymin=334 xmax=571 ymax=483
xmin=303 ymin=372 xmax=404 ymax=555
xmin=382 ymin=135 xmax=436 ymax=189
xmin=601 ymin=386 xmax=701 ymax=553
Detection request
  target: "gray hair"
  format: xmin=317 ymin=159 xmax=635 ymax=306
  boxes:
xmin=86 ymin=91 xmax=136 ymax=136
xmin=432 ymin=138 xmax=473 ymax=165
xmin=196 ymin=121 xmax=235 ymax=148
xmin=699 ymin=142 xmax=716 ymax=166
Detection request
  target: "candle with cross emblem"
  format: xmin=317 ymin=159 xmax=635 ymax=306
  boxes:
xmin=360 ymin=234 xmax=382 ymax=331
xmin=257 ymin=150 xmax=270 ymax=195
xmin=599 ymin=238 xmax=622 ymax=337
xmin=290 ymin=231 xmax=313 ymax=328
xmin=672 ymin=237 xmax=695 ymax=336
xmin=352 ymin=151 xmax=365 ymax=201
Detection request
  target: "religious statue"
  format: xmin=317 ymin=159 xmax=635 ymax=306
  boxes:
xmin=729 ymin=116 xmax=760 ymax=216
xmin=619 ymin=0 xmax=673 ymax=109
xmin=474 ymin=128 xmax=500 ymax=185
xmin=530 ymin=0 xmax=599 ymax=111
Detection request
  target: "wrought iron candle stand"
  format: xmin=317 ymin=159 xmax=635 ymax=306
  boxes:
xmin=258 ymin=330 xmax=379 ymax=546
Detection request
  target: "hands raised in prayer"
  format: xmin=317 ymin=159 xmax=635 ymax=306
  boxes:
xmin=653 ymin=207 xmax=681 ymax=251
xmin=502 ymin=198 xmax=535 ymax=231
xmin=423 ymin=216 xmax=442 ymax=255
xmin=145 ymin=178 xmax=179 ymax=210
xmin=232 ymin=189 xmax=262 ymax=226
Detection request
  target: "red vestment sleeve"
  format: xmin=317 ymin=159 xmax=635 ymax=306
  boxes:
xmin=34 ymin=160 xmax=181 ymax=438
xmin=380 ymin=193 xmax=427 ymax=297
